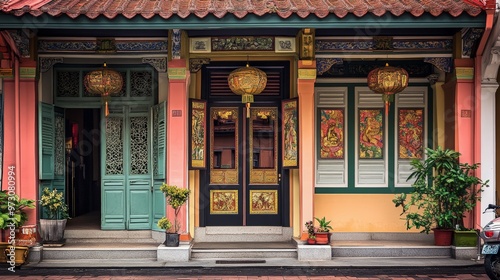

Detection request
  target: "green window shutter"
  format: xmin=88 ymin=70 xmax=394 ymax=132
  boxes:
xmin=151 ymin=101 xmax=166 ymax=230
xmin=39 ymin=102 xmax=55 ymax=180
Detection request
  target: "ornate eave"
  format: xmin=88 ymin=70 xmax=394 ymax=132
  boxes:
xmin=0 ymin=12 xmax=486 ymax=30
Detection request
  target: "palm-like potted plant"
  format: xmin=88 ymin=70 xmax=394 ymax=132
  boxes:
xmin=314 ymin=216 xmax=333 ymax=245
xmin=158 ymin=184 xmax=190 ymax=247
xmin=39 ymin=187 xmax=69 ymax=245
xmin=393 ymin=147 xmax=488 ymax=246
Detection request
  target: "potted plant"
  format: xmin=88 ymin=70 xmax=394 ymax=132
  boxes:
xmin=158 ymin=184 xmax=190 ymax=247
xmin=314 ymin=216 xmax=333 ymax=245
xmin=0 ymin=190 xmax=35 ymax=266
xmin=393 ymin=147 xmax=488 ymax=246
xmin=305 ymin=220 xmax=316 ymax=245
xmin=39 ymin=187 xmax=69 ymax=245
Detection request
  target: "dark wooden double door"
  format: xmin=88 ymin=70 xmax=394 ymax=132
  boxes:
xmin=201 ymin=103 xmax=288 ymax=227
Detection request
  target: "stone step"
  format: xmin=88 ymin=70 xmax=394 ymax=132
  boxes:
xmin=331 ymin=245 xmax=452 ymax=258
xmin=190 ymin=241 xmax=298 ymax=259
xmin=42 ymin=243 xmax=158 ymax=260
xmin=194 ymin=227 xmax=293 ymax=243
xmin=65 ymin=238 xmax=159 ymax=243
xmin=191 ymin=248 xmax=298 ymax=259
xmin=64 ymin=229 xmax=154 ymax=239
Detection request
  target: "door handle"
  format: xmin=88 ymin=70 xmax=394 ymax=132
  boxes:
xmin=278 ymin=173 xmax=281 ymax=182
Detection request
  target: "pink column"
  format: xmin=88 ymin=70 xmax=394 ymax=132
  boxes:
xmin=297 ymin=60 xmax=316 ymax=239
xmin=166 ymin=59 xmax=191 ymax=240
xmin=2 ymin=60 xmax=38 ymax=226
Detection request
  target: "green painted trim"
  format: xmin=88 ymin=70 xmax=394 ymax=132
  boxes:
xmin=315 ymin=187 xmax=414 ymax=194
xmin=347 ymin=85 xmax=356 ymax=191
xmin=0 ymin=12 xmax=485 ymax=29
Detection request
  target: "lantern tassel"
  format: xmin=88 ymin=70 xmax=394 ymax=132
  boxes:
xmin=105 ymin=101 xmax=109 ymax=117
xmin=246 ymin=103 xmax=250 ymax=118
xmin=385 ymin=101 xmax=389 ymax=116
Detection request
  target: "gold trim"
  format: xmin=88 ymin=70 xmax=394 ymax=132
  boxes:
xmin=298 ymin=69 xmax=316 ymax=80
xmin=168 ymin=67 xmax=187 ymax=79
xmin=454 ymin=67 xmax=474 ymax=80
xmin=210 ymin=190 xmax=238 ymax=214
xmin=249 ymin=190 xmax=278 ymax=214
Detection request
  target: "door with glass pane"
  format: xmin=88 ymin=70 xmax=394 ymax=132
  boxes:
xmin=205 ymin=105 xmax=283 ymax=226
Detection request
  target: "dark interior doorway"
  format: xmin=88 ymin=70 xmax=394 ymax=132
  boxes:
xmin=65 ymin=108 xmax=101 ymax=219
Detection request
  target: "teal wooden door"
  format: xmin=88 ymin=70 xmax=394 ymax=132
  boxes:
xmin=38 ymin=103 xmax=66 ymax=218
xmin=101 ymin=105 xmax=157 ymax=230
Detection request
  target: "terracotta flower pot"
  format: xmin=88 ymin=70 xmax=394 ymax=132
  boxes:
xmin=307 ymin=238 xmax=316 ymax=245
xmin=315 ymin=232 xmax=330 ymax=245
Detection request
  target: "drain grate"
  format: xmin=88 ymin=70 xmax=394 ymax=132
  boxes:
xmin=215 ymin=260 xmax=266 ymax=264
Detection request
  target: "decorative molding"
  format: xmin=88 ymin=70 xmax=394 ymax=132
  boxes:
xmin=190 ymin=37 xmax=211 ymax=53
xmin=426 ymin=74 xmax=440 ymax=85
xmin=96 ymin=38 xmax=116 ymax=53
xmin=39 ymin=57 xmax=64 ymax=73
xmin=168 ymin=68 xmax=187 ymax=80
xmin=38 ymin=39 xmax=168 ymax=53
xmin=212 ymin=37 xmax=273 ymax=51
xmin=316 ymin=58 xmax=343 ymax=75
xmin=373 ymin=36 xmax=393 ymax=50
xmin=142 ymin=57 xmax=167 ymax=73
xmin=482 ymin=45 xmax=500 ymax=82
xmin=423 ymin=57 xmax=452 ymax=73
xmin=172 ymin=29 xmax=181 ymax=59
xmin=8 ymin=30 xmax=30 ymax=58
xmin=462 ymin=28 xmax=483 ymax=58
xmin=316 ymin=37 xmax=452 ymax=53
xmin=298 ymin=69 xmax=317 ymax=80
xmin=189 ymin=58 xmax=210 ymax=73
xmin=455 ymin=67 xmax=474 ymax=80
xmin=300 ymin=29 xmax=315 ymax=60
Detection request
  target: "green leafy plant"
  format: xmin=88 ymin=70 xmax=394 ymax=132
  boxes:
xmin=157 ymin=217 xmax=172 ymax=232
xmin=315 ymin=216 xmax=333 ymax=232
xmin=393 ymin=147 xmax=488 ymax=234
xmin=0 ymin=190 xmax=35 ymax=229
xmin=159 ymin=184 xmax=190 ymax=233
xmin=40 ymin=188 xmax=69 ymax=220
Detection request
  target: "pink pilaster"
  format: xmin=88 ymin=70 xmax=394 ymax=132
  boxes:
xmin=166 ymin=59 xmax=191 ymax=240
xmin=297 ymin=60 xmax=316 ymax=239
xmin=442 ymin=58 xmax=476 ymax=228
xmin=2 ymin=60 xmax=38 ymax=226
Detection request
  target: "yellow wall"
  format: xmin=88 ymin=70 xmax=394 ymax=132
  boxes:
xmin=314 ymin=194 xmax=420 ymax=232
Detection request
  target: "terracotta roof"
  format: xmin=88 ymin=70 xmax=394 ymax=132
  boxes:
xmin=1 ymin=0 xmax=484 ymax=20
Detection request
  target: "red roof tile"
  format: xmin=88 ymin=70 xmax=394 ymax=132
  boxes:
xmin=1 ymin=0 xmax=484 ymax=19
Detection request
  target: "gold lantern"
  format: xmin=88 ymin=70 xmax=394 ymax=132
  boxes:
xmin=228 ymin=63 xmax=267 ymax=118
xmin=83 ymin=63 xmax=123 ymax=117
xmin=367 ymin=63 xmax=409 ymax=115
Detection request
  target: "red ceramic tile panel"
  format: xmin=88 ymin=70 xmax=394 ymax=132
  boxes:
xmin=1 ymin=0 xmax=485 ymax=19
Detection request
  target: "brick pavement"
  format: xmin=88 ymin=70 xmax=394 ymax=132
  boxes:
xmin=0 ymin=274 xmax=490 ymax=279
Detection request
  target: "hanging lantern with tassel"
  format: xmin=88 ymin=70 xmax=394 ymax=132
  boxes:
xmin=228 ymin=62 xmax=267 ymax=118
xmin=367 ymin=63 xmax=409 ymax=115
xmin=83 ymin=63 xmax=123 ymax=117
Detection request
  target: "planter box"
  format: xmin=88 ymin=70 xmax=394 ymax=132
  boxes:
xmin=453 ymin=230 xmax=479 ymax=247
